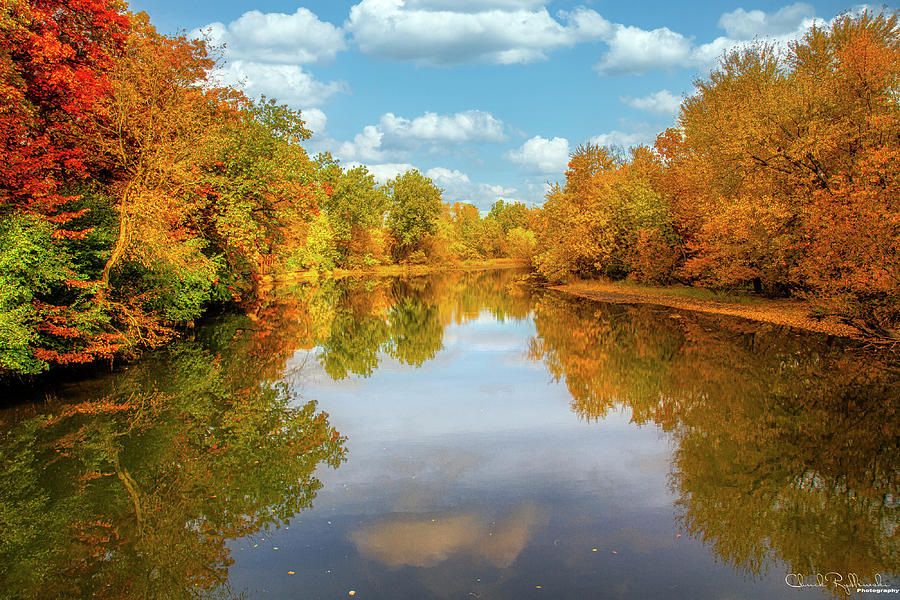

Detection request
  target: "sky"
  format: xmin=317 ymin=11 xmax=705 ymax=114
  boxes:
xmin=128 ymin=0 xmax=893 ymax=210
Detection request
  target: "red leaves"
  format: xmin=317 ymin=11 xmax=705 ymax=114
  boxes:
xmin=1 ymin=0 xmax=128 ymax=218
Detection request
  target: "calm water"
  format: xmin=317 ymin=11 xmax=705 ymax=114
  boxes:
xmin=2 ymin=269 xmax=899 ymax=599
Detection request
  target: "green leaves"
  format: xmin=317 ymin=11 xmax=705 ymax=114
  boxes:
xmin=386 ymin=170 xmax=443 ymax=258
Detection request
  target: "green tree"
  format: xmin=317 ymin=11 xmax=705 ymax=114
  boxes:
xmin=319 ymin=162 xmax=390 ymax=267
xmin=487 ymin=199 xmax=529 ymax=234
xmin=385 ymin=170 xmax=443 ymax=260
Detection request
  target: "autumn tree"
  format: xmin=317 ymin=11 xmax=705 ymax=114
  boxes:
xmin=0 ymin=0 xmax=127 ymax=215
xmin=1 ymin=7 xmax=329 ymax=376
xmin=667 ymin=10 xmax=899 ymax=329
xmin=533 ymin=144 xmax=677 ymax=282
xmin=0 ymin=0 xmax=130 ymax=373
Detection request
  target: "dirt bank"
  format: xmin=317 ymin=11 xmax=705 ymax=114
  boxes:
xmin=552 ymin=279 xmax=867 ymax=340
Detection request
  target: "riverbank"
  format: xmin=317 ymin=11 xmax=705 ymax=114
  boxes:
xmin=552 ymin=278 xmax=885 ymax=341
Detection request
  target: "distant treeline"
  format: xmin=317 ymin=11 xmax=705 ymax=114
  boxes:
xmin=2 ymin=4 xmax=897 ymax=377
xmin=530 ymin=11 xmax=900 ymax=335
xmin=0 ymin=2 xmax=533 ymax=376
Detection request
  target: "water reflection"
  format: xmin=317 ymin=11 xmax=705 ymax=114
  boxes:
xmin=2 ymin=268 xmax=899 ymax=599
xmin=529 ymin=293 xmax=900 ymax=595
xmin=350 ymin=503 xmax=548 ymax=569
xmin=261 ymin=269 xmax=532 ymax=379
xmin=0 ymin=317 xmax=347 ymax=600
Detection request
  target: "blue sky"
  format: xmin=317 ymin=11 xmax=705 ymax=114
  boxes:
xmin=130 ymin=0 xmax=889 ymax=209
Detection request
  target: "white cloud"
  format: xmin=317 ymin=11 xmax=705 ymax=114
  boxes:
xmin=381 ymin=110 xmax=506 ymax=144
xmin=341 ymin=0 xmax=842 ymax=77
xmin=427 ymin=168 xmax=520 ymax=210
xmin=194 ymin=8 xmax=346 ymax=64
xmin=564 ymin=7 xmax=615 ymax=40
xmin=505 ymin=136 xmax=570 ymax=174
xmin=621 ymin=90 xmax=683 ymax=116
xmin=339 ymin=125 xmax=388 ymax=162
xmin=718 ymin=3 xmax=815 ymax=39
xmin=690 ymin=4 xmax=831 ymax=72
xmin=192 ymin=8 xmax=348 ymax=110
xmin=405 ymin=0 xmax=548 ymax=10
xmin=302 ymin=108 xmax=328 ymax=138
xmin=477 ymin=183 xmax=519 ymax=206
xmin=589 ymin=130 xmax=656 ymax=149
xmin=594 ymin=25 xmax=693 ymax=75
xmin=335 ymin=109 xmax=507 ymax=163
xmin=426 ymin=167 xmax=471 ymax=186
xmin=591 ymin=3 xmax=831 ymax=76
xmin=353 ymin=163 xmax=418 ymax=183
xmin=212 ymin=61 xmax=347 ymax=108
xmin=345 ymin=0 xmax=609 ymax=66
xmin=338 ymin=1 xmax=853 ymax=77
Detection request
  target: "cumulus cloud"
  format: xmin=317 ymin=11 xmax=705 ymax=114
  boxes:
xmin=381 ymin=110 xmax=506 ymax=144
xmin=621 ymin=90 xmax=683 ymax=116
xmin=353 ymin=163 xmax=418 ymax=183
xmin=345 ymin=0 xmax=610 ymax=66
xmin=302 ymin=107 xmax=328 ymax=137
xmin=192 ymin=8 xmax=348 ymax=110
xmin=589 ymin=130 xmax=656 ymax=149
xmin=341 ymin=0 xmax=837 ymax=76
xmin=718 ymin=3 xmax=815 ymax=39
xmin=505 ymin=136 xmax=570 ymax=174
xmin=426 ymin=167 xmax=471 ymax=186
xmin=339 ymin=125 xmax=388 ymax=162
xmin=424 ymin=167 xmax=519 ymax=209
xmin=195 ymin=8 xmax=346 ymax=64
xmin=405 ymin=0 xmax=548 ymax=10
xmin=335 ymin=110 xmax=507 ymax=163
xmin=690 ymin=3 xmax=828 ymax=72
xmin=212 ymin=61 xmax=347 ymax=108
xmin=594 ymin=25 xmax=693 ymax=75
xmin=591 ymin=3 xmax=830 ymax=75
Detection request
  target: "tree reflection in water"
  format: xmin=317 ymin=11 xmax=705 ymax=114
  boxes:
xmin=3 ymin=269 xmax=896 ymax=599
xmin=0 ymin=268 xmax=532 ymax=600
xmin=529 ymin=293 xmax=900 ymax=595
xmin=0 ymin=315 xmax=347 ymax=600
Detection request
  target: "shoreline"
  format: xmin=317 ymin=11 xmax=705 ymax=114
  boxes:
xmin=271 ymin=258 xmax=529 ymax=284
xmin=550 ymin=279 xmax=875 ymax=341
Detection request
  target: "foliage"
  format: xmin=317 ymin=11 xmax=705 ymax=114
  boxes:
xmin=0 ymin=313 xmax=346 ymax=599
xmin=0 ymin=4 xmax=334 ymax=376
xmin=529 ymin=292 xmax=900 ymax=593
xmin=318 ymin=160 xmax=389 ymax=267
xmin=532 ymin=10 xmax=900 ymax=331
xmin=385 ymin=170 xmax=443 ymax=260
xmin=533 ymin=145 xmax=677 ymax=283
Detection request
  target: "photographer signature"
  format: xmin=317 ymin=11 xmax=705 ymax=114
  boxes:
xmin=786 ymin=572 xmax=897 ymax=596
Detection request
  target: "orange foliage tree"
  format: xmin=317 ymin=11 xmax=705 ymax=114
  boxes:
xmin=663 ymin=10 xmax=900 ymax=329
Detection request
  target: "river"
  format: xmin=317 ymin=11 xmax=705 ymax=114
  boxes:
xmin=1 ymin=268 xmax=898 ymax=599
